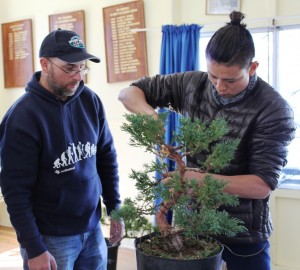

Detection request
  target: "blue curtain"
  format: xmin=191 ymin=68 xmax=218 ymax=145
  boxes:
xmin=155 ymin=24 xmax=201 ymax=223
xmin=160 ymin=24 xmax=201 ymax=74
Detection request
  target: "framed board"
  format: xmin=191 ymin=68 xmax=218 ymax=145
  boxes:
xmin=49 ymin=10 xmax=86 ymax=42
xmin=1 ymin=19 xmax=34 ymax=88
xmin=206 ymin=0 xmax=240 ymax=15
xmin=103 ymin=0 xmax=148 ymax=83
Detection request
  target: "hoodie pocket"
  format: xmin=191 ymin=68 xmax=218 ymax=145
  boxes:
xmin=54 ymin=174 xmax=102 ymax=217
xmin=34 ymin=174 xmax=102 ymax=217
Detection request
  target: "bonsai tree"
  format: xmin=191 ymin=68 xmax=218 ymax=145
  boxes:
xmin=111 ymin=112 xmax=246 ymax=259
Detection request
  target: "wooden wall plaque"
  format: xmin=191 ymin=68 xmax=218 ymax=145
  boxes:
xmin=103 ymin=0 xmax=148 ymax=83
xmin=49 ymin=10 xmax=86 ymax=42
xmin=1 ymin=19 xmax=34 ymax=88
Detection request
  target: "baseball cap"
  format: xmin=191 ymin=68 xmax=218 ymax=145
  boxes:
xmin=39 ymin=29 xmax=100 ymax=63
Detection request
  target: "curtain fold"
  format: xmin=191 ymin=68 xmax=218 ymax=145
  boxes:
xmin=160 ymin=24 xmax=201 ymax=74
xmin=155 ymin=24 xmax=201 ymax=223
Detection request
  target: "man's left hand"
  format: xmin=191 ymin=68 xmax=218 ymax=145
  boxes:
xmin=109 ymin=218 xmax=124 ymax=246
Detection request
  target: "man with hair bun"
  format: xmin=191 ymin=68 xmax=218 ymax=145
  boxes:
xmin=118 ymin=11 xmax=295 ymax=270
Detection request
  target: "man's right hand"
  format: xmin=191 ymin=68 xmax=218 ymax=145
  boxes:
xmin=28 ymin=251 xmax=57 ymax=270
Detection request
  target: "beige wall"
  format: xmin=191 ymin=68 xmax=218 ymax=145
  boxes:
xmin=0 ymin=1 xmax=300 ymax=268
xmin=270 ymin=189 xmax=300 ymax=270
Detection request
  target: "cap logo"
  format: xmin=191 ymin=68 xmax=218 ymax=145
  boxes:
xmin=68 ymin=36 xmax=85 ymax=49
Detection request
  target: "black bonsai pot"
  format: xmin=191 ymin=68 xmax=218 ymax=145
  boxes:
xmin=134 ymin=233 xmax=223 ymax=270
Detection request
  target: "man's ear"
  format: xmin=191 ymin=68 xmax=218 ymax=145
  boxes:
xmin=40 ymin=58 xmax=50 ymax=73
xmin=249 ymin=61 xmax=259 ymax=76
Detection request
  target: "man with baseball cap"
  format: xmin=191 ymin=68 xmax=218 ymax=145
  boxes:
xmin=39 ymin=28 xmax=100 ymax=63
xmin=0 ymin=29 xmax=124 ymax=270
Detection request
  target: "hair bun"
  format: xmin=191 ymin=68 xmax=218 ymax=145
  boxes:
xmin=229 ymin=10 xmax=246 ymax=27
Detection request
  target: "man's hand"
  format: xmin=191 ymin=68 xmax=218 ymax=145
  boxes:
xmin=161 ymin=170 xmax=205 ymax=185
xmin=28 ymin=251 xmax=57 ymax=270
xmin=161 ymin=170 xmax=206 ymax=197
xmin=109 ymin=218 xmax=125 ymax=246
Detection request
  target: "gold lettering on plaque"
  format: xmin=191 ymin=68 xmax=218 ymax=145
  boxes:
xmin=103 ymin=1 xmax=148 ymax=82
xmin=8 ymin=23 xmax=30 ymax=60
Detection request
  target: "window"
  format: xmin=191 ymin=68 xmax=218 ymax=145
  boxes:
xmin=199 ymin=25 xmax=300 ymax=188
xmin=251 ymin=29 xmax=274 ymax=84
xmin=277 ymin=26 xmax=300 ymax=188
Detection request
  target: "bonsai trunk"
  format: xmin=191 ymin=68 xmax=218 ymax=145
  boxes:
xmin=155 ymin=143 xmax=186 ymax=251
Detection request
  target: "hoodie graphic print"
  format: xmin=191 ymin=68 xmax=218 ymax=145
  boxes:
xmin=53 ymin=141 xmax=97 ymax=174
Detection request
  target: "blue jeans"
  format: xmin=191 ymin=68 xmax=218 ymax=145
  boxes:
xmin=21 ymin=223 xmax=107 ymax=270
xmin=222 ymin=240 xmax=270 ymax=270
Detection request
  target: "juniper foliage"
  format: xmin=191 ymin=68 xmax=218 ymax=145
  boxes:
xmin=111 ymin=113 xmax=246 ymax=257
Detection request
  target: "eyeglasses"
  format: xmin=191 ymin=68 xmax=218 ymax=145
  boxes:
xmin=47 ymin=58 xmax=90 ymax=77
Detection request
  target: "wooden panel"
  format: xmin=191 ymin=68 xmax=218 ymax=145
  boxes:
xmin=103 ymin=0 xmax=148 ymax=83
xmin=1 ymin=19 xmax=34 ymax=88
xmin=49 ymin=10 xmax=86 ymax=43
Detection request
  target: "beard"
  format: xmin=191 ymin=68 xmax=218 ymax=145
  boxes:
xmin=47 ymin=69 xmax=80 ymax=100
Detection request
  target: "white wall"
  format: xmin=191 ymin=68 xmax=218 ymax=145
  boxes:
xmin=0 ymin=1 xmax=300 ymax=268
xmin=270 ymin=188 xmax=300 ymax=270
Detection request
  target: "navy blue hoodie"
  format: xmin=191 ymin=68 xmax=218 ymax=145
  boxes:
xmin=0 ymin=72 xmax=121 ymax=259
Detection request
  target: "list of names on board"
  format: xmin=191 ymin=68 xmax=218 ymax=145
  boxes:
xmin=1 ymin=19 xmax=34 ymax=88
xmin=103 ymin=1 xmax=148 ymax=82
xmin=49 ymin=10 xmax=86 ymax=42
